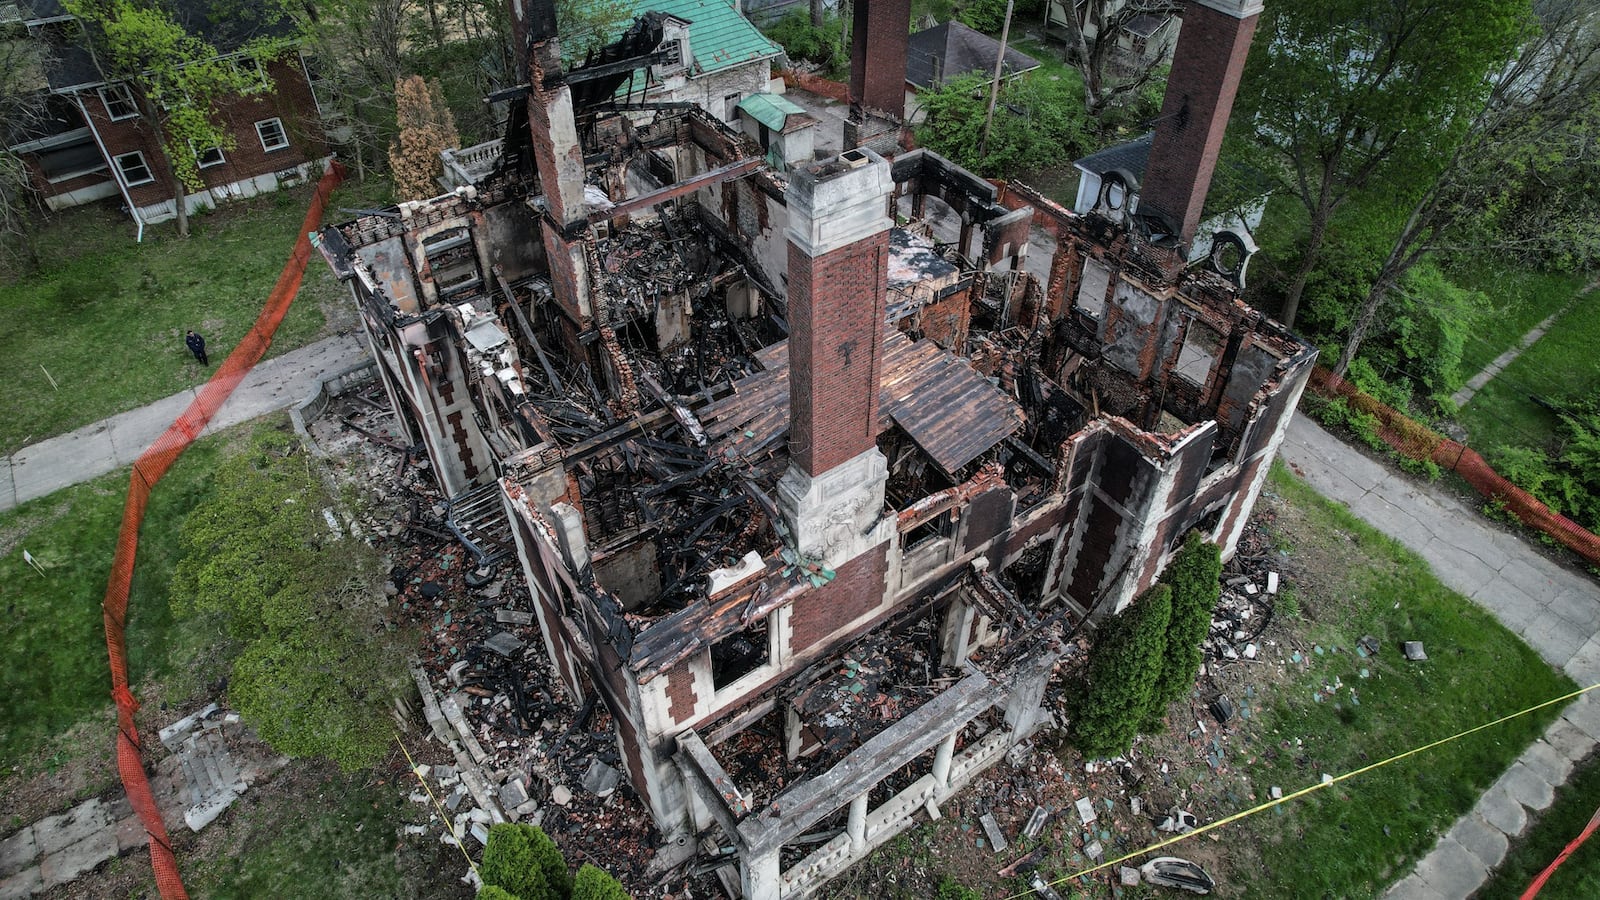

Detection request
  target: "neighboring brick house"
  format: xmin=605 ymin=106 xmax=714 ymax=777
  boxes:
xmin=5 ymin=0 xmax=329 ymax=228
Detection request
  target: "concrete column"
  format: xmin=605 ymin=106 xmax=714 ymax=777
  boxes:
xmin=939 ymin=597 xmax=975 ymax=667
xmin=932 ymin=731 xmax=958 ymax=788
xmin=741 ymin=848 xmax=782 ymax=900
xmin=848 ymin=793 xmax=869 ymax=852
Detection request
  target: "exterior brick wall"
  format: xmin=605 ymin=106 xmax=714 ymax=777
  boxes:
xmin=664 ymin=660 xmax=699 ymax=721
xmin=1140 ymin=3 xmax=1259 ymax=245
xmin=789 ymin=550 xmax=889 ymax=654
xmin=67 ymin=55 xmax=325 ymax=211
xmin=787 ymin=232 xmax=889 ymax=475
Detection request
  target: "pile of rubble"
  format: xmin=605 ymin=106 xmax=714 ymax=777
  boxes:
xmin=309 ymin=389 xmax=667 ymax=894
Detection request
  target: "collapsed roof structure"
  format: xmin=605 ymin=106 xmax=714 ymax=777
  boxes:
xmin=315 ymin=1 xmax=1306 ymax=896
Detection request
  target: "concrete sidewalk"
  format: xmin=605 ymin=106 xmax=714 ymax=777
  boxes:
xmin=0 ymin=332 xmax=366 ymax=513
xmin=1278 ymin=415 xmax=1600 ymax=899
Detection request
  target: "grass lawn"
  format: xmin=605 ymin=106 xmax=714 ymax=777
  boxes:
xmin=1448 ymin=264 xmax=1590 ymax=380
xmin=0 ymin=423 xmax=238 ymax=767
xmin=1478 ymin=750 xmax=1600 ymax=900
xmin=1229 ymin=466 xmax=1574 ymax=897
xmin=1456 ymin=286 xmax=1600 ymax=453
xmin=0 ymin=185 xmax=349 ymax=455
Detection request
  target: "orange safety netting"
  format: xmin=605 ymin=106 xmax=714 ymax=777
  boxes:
xmin=1309 ymin=368 xmax=1600 ymax=567
xmin=101 ymin=162 xmax=345 ymax=899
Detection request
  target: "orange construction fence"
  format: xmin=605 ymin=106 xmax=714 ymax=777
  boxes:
xmin=1309 ymin=368 xmax=1600 ymax=568
xmin=101 ymin=162 xmax=346 ymax=899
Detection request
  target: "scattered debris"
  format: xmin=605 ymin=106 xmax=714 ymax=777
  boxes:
xmin=1139 ymin=857 xmax=1215 ymax=894
xmin=1403 ymin=641 xmax=1428 ymax=661
xmin=1157 ymin=808 xmax=1198 ymax=834
xmin=978 ymin=812 xmax=1009 ymax=852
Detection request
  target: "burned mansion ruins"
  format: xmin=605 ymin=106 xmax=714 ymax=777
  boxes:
xmin=314 ymin=0 xmax=1308 ymax=895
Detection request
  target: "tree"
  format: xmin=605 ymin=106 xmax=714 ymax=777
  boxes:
xmin=1 ymin=19 xmax=47 ymax=272
xmin=1333 ymin=0 xmax=1600 ymax=378
xmin=916 ymin=70 xmax=1089 ymax=177
xmin=1231 ymin=0 xmax=1532 ymax=329
xmin=65 ymin=0 xmax=288 ymax=237
xmin=1144 ymin=533 xmax=1221 ymax=730
xmin=389 ymin=75 xmax=459 ymax=201
xmin=1070 ymin=584 xmax=1171 ymax=759
xmin=1057 ymin=0 xmax=1179 ymax=119
xmin=285 ymin=0 xmax=408 ymax=181
xmin=571 ymin=864 xmax=630 ymax=900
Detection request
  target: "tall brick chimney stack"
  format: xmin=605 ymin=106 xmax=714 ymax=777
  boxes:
xmin=845 ymin=0 xmax=911 ymax=150
xmin=509 ymin=0 xmax=593 ymax=349
xmin=778 ymin=148 xmax=896 ymax=568
xmin=1139 ymin=0 xmax=1263 ymax=250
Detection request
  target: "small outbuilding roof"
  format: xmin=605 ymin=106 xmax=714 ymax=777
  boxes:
xmin=907 ymin=20 xmax=1040 ymax=90
xmin=737 ymin=93 xmax=808 ymax=133
xmin=1073 ymin=132 xmax=1154 ymax=177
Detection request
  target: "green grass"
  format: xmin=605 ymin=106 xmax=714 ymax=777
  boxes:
xmin=1478 ymin=750 xmax=1600 ymax=900
xmin=1235 ymin=465 xmax=1575 ymax=898
xmin=1448 ymin=264 xmax=1590 ymax=379
xmin=0 ymin=185 xmax=347 ymax=455
xmin=0 ymin=425 xmax=235 ymax=765
xmin=184 ymin=763 xmax=464 ymax=899
xmin=1456 ymin=286 xmax=1600 ymax=453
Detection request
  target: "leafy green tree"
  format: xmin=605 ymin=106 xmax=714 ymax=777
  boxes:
xmin=1071 ymin=584 xmax=1171 ymax=759
xmin=1230 ymin=0 xmax=1533 ymax=329
xmin=0 ymin=20 xmax=46 ymax=272
xmin=916 ymin=70 xmax=1089 ymax=177
xmin=572 ymin=863 xmax=630 ymax=900
xmin=1332 ymin=0 xmax=1600 ymax=379
xmin=1144 ymin=533 xmax=1221 ymax=731
xmin=66 ymin=0 xmax=289 ymax=237
xmin=170 ymin=429 xmax=406 ymax=771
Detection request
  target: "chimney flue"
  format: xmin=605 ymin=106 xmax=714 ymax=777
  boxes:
xmin=777 ymin=149 xmax=895 ymax=568
xmin=1139 ymin=0 xmax=1264 ymax=250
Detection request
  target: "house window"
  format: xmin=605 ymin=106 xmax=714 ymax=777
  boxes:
xmin=255 ymin=117 xmax=289 ymax=152
xmin=1175 ymin=320 xmax=1225 ymax=386
xmin=99 ymin=84 xmax=138 ymax=120
xmin=195 ymin=145 xmax=225 ymax=168
xmin=113 ymin=151 xmax=154 ymax=186
xmin=711 ymin=616 xmax=770 ymax=692
xmin=659 ymin=40 xmax=682 ymax=69
xmin=37 ymin=140 xmax=107 ymax=182
xmin=1077 ymin=258 xmax=1111 ymax=318
xmin=227 ymin=56 xmax=268 ymax=92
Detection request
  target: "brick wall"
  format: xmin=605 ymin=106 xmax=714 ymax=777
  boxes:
xmin=788 ymin=551 xmax=889 ymax=654
xmin=78 ymin=55 xmax=326 ymax=211
xmin=787 ymin=231 xmax=889 ymax=475
xmin=1139 ymin=2 xmax=1259 ymax=245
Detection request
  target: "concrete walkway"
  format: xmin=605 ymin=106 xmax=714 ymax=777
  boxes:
xmin=0 ymin=332 xmax=366 ymax=513
xmin=1278 ymin=415 xmax=1600 ymax=899
xmin=1451 ymin=303 xmax=1575 ymax=408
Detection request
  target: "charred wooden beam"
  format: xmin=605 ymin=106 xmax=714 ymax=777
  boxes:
xmin=589 ymin=157 xmax=762 ymax=224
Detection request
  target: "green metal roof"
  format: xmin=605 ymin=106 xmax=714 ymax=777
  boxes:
xmin=737 ymin=92 xmax=805 ymax=132
xmin=620 ymin=0 xmax=782 ymax=75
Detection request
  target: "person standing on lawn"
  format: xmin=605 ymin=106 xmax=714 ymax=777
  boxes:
xmin=185 ymin=330 xmax=208 ymax=365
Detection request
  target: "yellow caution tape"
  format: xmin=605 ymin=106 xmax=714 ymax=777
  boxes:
xmin=1006 ymin=681 xmax=1600 ymax=899
xmin=396 ymin=734 xmax=483 ymax=881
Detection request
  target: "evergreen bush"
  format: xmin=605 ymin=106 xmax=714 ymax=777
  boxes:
xmin=1071 ymin=584 xmax=1172 ymax=758
xmin=572 ymin=863 xmax=631 ymax=900
xmin=1145 ymin=533 xmax=1222 ymax=731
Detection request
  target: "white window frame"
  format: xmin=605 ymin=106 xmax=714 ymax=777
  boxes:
xmin=99 ymin=83 xmax=138 ymax=120
xmin=113 ymin=151 xmax=154 ymax=186
xmin=227 ymin=56 xmax=268 ymax=93
xmin=255 ymin=117 xmax=289 ymax=152
xmin=195 ymin=144 xmax=226 ymax=168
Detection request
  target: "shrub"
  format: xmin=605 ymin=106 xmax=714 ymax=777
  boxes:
xmin=1145 ymin=533 xmax=1222 ymax=731
xmin=572 ymin=863 xmax=631 ymax=900
xmin=1071 ymin=584 xmax=1172 ymax=758
xmin=478 ymin=887 xmax=519 ymax=900
xmin=480 ymin=823 xmax=551 ymax=900
xmin=171 ymin=429 xmax=406 ymax=771
xmin=765 ymin=10 xmax=844 ymax=73
xmin=1399 ymin=455 xmax=1442 ymax=481
xmin=915 ymin=69 xmax=1089 ymax=178
xmin=529 ymin=824 xmax=572 ymax=899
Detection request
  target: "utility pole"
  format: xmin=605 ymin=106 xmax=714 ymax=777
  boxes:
xmin=979 ymin=0 xmax=1016 ymax=160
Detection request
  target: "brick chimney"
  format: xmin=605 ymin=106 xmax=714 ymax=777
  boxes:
xmin=510 ymin=0 xmax=593 ymax=347
xmin=777 ymin=148 xmax=896 ymax=568
xmin=1138 ymin=0 xmax=1263 ymax=250
xmin=845 ymin=0 xmax=911 ymax=149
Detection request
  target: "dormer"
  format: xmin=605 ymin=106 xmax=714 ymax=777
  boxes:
xmin=652 ymin=15 xmax=692 ymax=83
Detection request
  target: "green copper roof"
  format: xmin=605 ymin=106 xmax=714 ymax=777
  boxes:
xmin=621 ymin=0 xmax=781 ymax=75
xmin=737 ymin=92 xmax=805 ymax=131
